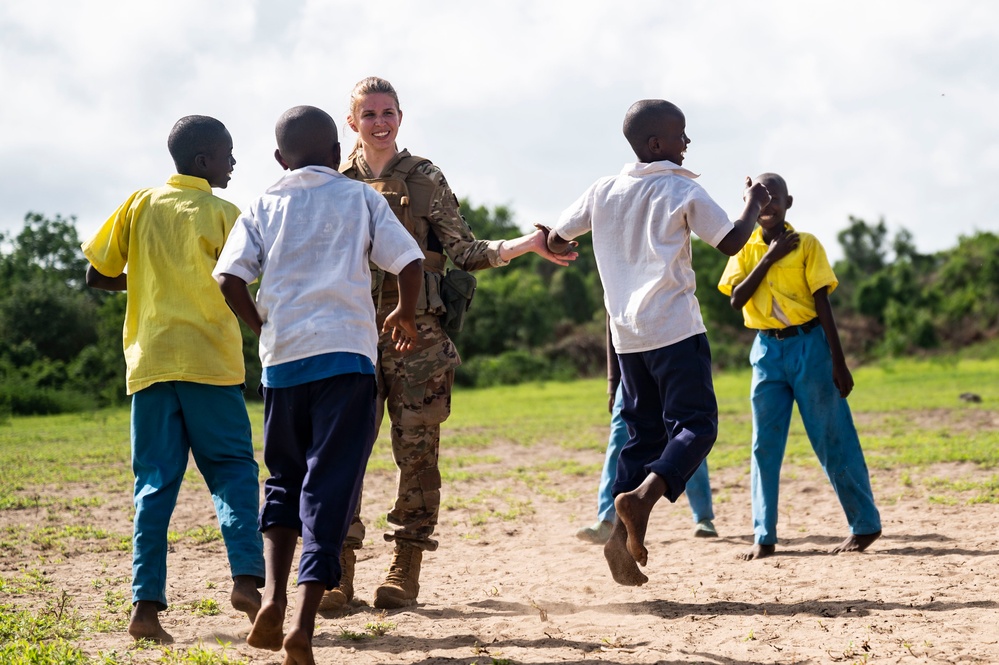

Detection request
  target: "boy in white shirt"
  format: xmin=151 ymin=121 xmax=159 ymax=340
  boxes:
xmin=546 ymin=99 xmax=770 ymax=586
xmin=214 ymin=105 xmax=423 ymax=663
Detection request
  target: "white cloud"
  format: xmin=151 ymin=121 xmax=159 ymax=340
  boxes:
xmin=1 ymin=0 xmax=997 ymax=262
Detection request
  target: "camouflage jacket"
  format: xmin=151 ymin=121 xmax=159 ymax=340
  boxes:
xmin=342 ymin=149 xmax=508 ymax=272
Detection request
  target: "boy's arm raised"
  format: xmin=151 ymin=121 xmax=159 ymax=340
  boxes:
xmin=382 ymin=258 xmax=423 ymax=352
xmin=814 ymin=286 xmax=853 ymax=398
xmin=216 ymin=273 xmax=263 ymax=337
xmin=715 ymin=178 xmax=771 ymax=257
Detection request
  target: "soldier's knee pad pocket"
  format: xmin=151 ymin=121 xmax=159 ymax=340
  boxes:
xmin=418 ymin=466 xmax=442 ymax=494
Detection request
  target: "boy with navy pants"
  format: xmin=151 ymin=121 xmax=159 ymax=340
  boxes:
xmin=717 ymin=172 xmax=881 ymax=561
xmin=83 ymin=115 xmax=264 ymax=643
xmin=576 ymin=325 xmax=717 ymax=544
xmin=215 ymin=105 xmax=423 ymax=663
xmin=547 ymin=99 xmax=771 ymax=586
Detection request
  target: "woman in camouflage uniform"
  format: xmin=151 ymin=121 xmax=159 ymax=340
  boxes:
xmin=321 ymin=76 xmax=576 ymax=610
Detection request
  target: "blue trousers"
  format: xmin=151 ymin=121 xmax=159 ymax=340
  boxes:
xmin=598 ymin=384 xmax=714 ymax=523
xmin=750 ymin=327 xmax=881 ymax=545
xmin=613 ymin=333 xmax=718 ymax=503
xmin=131 ymin=382 xmax=264 ymax=609
xmin=260 ymin=373 xmax=376 ymax=589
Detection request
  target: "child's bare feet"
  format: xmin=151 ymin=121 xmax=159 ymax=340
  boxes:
xmin=282 ymin=626 xmax=315 ymax=665
xmin=247 ymin=601 xmax=285 ymax=652
xmin=231 ymin=575 xmax=262 ymax=623
xmin=128 ymin=601 xmax=173 ymax=644
xmin=740 ymin=543 xmax=776 ymax=561
xmin=613 ymin=473 xmax=665 ymax=566
xmin=831 ymin=530 xmax=881 ymax=554
xmin=603 ymin=521 xmax=648 ymax=586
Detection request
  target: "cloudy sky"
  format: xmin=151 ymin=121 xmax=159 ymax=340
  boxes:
xmin=2 ymin=1 xmax=996 ymax=261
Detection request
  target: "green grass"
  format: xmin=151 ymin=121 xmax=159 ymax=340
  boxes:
xmin=1 ymin=350 xmax=998 ymax=662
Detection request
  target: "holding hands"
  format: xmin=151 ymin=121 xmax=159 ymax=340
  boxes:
xmin=536 ymin=224 xmax=578 ymax=264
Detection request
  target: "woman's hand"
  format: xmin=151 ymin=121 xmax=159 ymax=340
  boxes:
xmin=532 ymin=224 xmax=578 ymax=266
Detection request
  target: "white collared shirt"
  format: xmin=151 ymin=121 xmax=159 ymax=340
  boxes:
xmin=214 ymin=166 xmax=423 ymax=367
xmin=555 ymin=161 xmax=734 ymax=353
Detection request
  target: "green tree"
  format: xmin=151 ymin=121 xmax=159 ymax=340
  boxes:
xmin=0 ymin=212 xmax=90 ymax=291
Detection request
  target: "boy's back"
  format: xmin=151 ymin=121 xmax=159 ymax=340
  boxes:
xmin=216 ymin=167 xmax=421 ymax=367
xmin=556 ymin=160 xmax=734 ymax=353
xmin=82 ymin=174 xmax=244 ymax=394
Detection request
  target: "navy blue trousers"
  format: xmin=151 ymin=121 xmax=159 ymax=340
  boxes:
xmin=614 ymin=333 xmax=718 ymax=503
xmin=261 ymin=373 xmax=376 ymax=589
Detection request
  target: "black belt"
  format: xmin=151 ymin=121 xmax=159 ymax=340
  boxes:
xmin=759 ymin=318 xmax=820 ymax=340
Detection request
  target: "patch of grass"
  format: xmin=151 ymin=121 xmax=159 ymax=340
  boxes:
xmin=185 ymin=525 xmax=223 ymax=545
xmin=0 ymin=602 xmax=83 ymax=642
xmin=364 ymin=619 xmax=396 ymax=636
xmin=0 ymin=567 xmax=52 ymax=594
xmin=156 ymin=641 xmax=250 ymax=664
xmin=191 ymin=598 xmax=221 ymax=616
xmin=0 ymin=639 xmax=91 ymax=664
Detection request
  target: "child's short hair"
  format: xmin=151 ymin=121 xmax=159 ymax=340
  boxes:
xmin=756 ymin=172 xmax=788 ymax=197
xmin=167 ymin=115 xmax=228 ymax=173
xmin=275 ymin=106 xmax=338 ymax=167
xmin=622 ymin=99 xmax=683 ymax=155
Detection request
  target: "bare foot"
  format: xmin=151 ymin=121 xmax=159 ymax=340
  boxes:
xmin=231 ymin=576 xmax=262 ymax=623
xmin=128 ymin=601 xmax=173 ymax=644
xmin=740 ymin=543 xmax=776 ymax=561
xmin=614 ymin=491 xmax=652 ymax=566
xmin=831 ymin=530 xmax=881 ymax=554
xmin=282 ymin=626 xmax=315 ymax=665
xmin=603 ymin=521 xmax=648 ymax=586
xmin=247 ymin=601 xmax=285 ymax=652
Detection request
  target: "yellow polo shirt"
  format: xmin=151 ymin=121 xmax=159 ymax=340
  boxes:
xmin=717 ymin=223 xmax=837 ymax=330
xmin=82 ymin=175 xmax=244 ymax=394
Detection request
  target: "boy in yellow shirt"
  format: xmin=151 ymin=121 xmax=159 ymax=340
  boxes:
xmin=717 ymin=172 xmax=881 ymax=560
xmin=82 ymin=115 xmax=264 ymax=642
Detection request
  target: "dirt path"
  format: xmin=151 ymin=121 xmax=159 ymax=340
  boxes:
xmin=3 ymin=446 xmax=998 ymax=664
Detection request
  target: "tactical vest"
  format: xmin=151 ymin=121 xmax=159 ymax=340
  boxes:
xmin=342 ymin=153 xmax=447 ymax=314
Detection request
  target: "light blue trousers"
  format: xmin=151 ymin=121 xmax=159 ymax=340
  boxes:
xmin=597 ymin=384 xmax=714 ymax=524
xmin=749 ymin=327 xmax=881 ymax=545
xmin=131 ymin=382 xmax=264 ymax=608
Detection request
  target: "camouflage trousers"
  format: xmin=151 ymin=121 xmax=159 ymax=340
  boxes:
xmin=344 ymin=310 xmax=460 ymax=552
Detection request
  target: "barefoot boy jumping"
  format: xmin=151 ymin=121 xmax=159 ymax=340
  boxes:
xmin=717 ymin=172 xmax=881 ymax=561
xmin=547 ymin=99 xmax=770 ymax=585
xmin=214 ymin=106 xmax=423 ymax=663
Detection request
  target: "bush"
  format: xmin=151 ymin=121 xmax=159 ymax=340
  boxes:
xmin=456 ymin=350 xmax=575 ymax=388
xmin=0 ymin=377 xmax=96 ymax=415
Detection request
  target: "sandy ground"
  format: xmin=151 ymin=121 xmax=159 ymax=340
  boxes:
xmin=3 ymin=443 xmax=999 ymax=664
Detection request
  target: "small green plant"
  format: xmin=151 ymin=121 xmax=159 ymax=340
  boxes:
xmin=186 ymin=525 xmax=223 ymax=545
xmin=338 ymin=627 xmax=369 ymax=641
xmin=157 ymin=640 xmax=249 ymax=664
xmin=365 ymin=620 xmax=396 ymax=637
xmin=192 ymin=598 xmax=221 ymax=616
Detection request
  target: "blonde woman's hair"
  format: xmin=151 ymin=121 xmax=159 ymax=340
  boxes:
xmin=348 ymin=76 xmax=401 ymax=159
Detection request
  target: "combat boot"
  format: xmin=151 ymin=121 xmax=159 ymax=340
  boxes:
xmin=373 ymin=543 xmax=422 ymax=609
xmin=318 ymin=546 xmax=356 ymax=611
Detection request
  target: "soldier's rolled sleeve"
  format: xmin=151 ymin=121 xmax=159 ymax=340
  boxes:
xmin=421 ymin=164 xmax=508 ymax=271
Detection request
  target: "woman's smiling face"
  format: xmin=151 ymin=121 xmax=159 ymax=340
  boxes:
xmin=349 ymin=92 xmax=402 ymax=152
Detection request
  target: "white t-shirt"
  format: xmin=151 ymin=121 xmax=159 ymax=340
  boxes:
xmin=214 ymin=166 xmax=424 ymax=367
xmin=555 ymin=161 xmax=734 ymax=353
